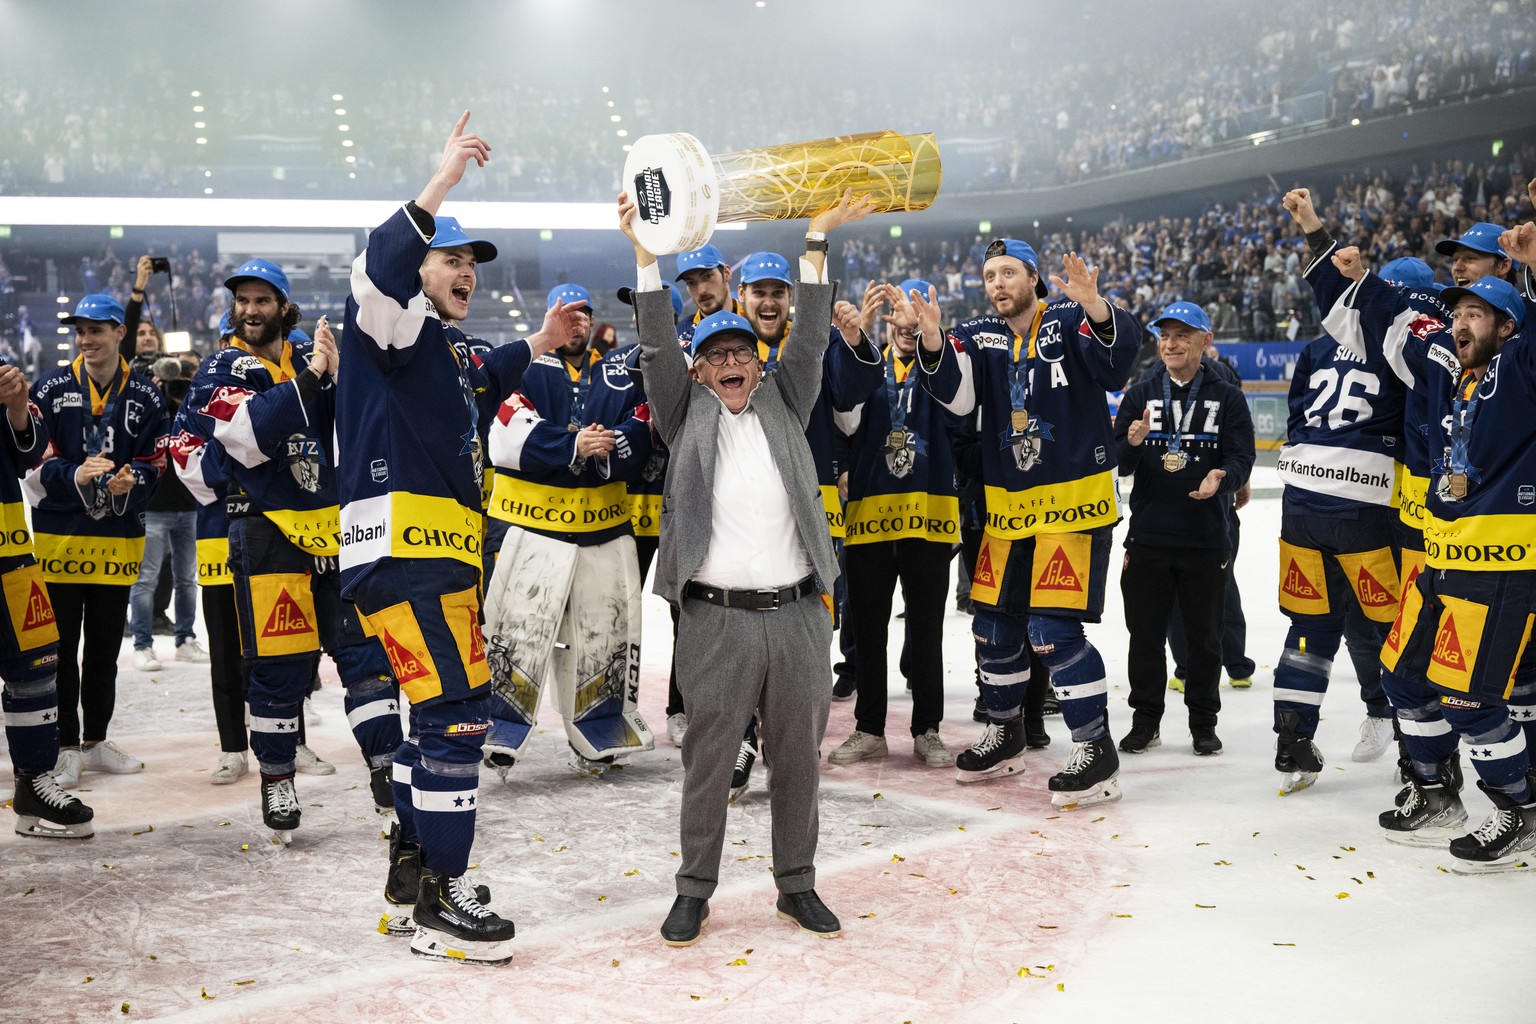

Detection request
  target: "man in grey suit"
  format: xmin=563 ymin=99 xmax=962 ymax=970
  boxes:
xmin=619 ymin=189 xmax=874 ymax=946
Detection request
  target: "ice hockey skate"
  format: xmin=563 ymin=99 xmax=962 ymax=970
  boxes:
xmin=568 ymin=745 xmax=621 ymax=777
xmin=1447 ymin=783 xmax=1536 ymax=875
xmin=955 ymin=719 xmax=1025 ymax=784
xmin=261 ymin=775 xmax=300 ymax=846
xmin=728 ymin=737 xmax=757 ymax=803
xmin=12 ymin=770 xmax=94 ymax=839
xmin=483 ymin=746 xmax=517 ymax=784
xmin=1275 ymin=710 xmax=1323 ymax=795
xmin=410 ymin=871 xmax=515 ymax=965
xmin=1380 ymin=763 xmax=1467 ymax=848
xmin=369 ymin=762 xmax=394 ymax=815
xmin=380 ymin=824 xmax=491 ymax=937
xmin=1048 ymin=736 xmax=1121 ymax=809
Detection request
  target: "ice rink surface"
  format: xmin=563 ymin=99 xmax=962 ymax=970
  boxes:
xmin=3 ymin=468 xmax=1528 ymax=1024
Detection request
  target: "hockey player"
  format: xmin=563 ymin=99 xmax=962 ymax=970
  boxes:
xmin=674 ymin=243 xmax=739 ymax=345
xmin=623 ymin=187 xmax=872 ymax=947
xmin=28 ymin=294 xmax=169 ymax=787
xmin=916 ymin=239 xmax=1140 ymax=807
xmin=1 ymin=358 xmax=94 ymax=838
xmin=1115 ymin=302 xmax=1255 ymax=756
xmin=1264 ymin=190 xmax=1414 ymax=794
xmin=339 ymin=112 xmax=583 ymax=964
xmin=183 ymin=260 xmax=402 ymax=840
xmin=1328 ymin=231 xmax=1536 ymax=870
xmin=824 ymin=278 xmax=960 ymax=769
xmin=480 ymin=278 xmax=655 ymax=779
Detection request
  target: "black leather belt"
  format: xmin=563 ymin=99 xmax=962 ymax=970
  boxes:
xmin=684 ymin=575 xmax=816 ymax=611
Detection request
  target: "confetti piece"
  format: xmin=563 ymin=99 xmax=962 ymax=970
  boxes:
xmin=611 ymin=960 xmax=620 ymax=968
xmin=1273 ymin=943 xmax=1296 ymax=947
xmin=1091 ymin=817 xmax=1106 ymax=823
xmin=1037 ymin=925 xmax=1057 ymax=930
xmin=908 ymin=873 xmax=926 ymax=878
xmin=22 ymin=887 xmax=34 ymax=896
xmin=1305 ymin=876 xmax=1315 ymax=880
xmin=218 ymin=821 xmax=231 ymax=827
xmin=533 ymin=836 xmax=544 ymax=842
xmin=1350 ymin=877 xmax=1363 ymax=885
xmin=670 ymin=852 xmax=680 ymax=857
xmin=1214 ymin=860 xmax=1231 ymax=866
xmin=147 ymin=956 xmax=157 ymax=961
xmin=554 ymin=846 xmax=567 ymax=853
xmin=957 ymin=826 xmax=966 ymax=831
xmin=1195 ymin=842 xmax=1209 ymax=847
xmin=745 ymin=949 xmax=754 ymax=955
xmin=1110 ymin=834 xmax=1120 ymax=839
xmin=377 ymin=915 xmax=390 ymax=935
xmin=121 ymin=1003 xmax=130 ymax=1014
xmin=1110 ymin=884 xmax=1130 ymax=888
xmin=240 ymin=845 xmax=249 ymax=852
xmin=1294 ymin=865 xmax=1306 ymax=871
xmin=891 ymin=854 xmax=905 ymax=863
xmin=690 ymin=996 xmax=702 ymax=1002
xmin=1436 ymin=866 xmax=1450 ymax=873
xmin=873 ymin=793 xmax=883 ymax=800
xmin=1335 ymin=892 xmax=1350 ymax=900
xmin=859 ymin=913 xmax=877 ymax=919
xmin=83 ymin=977 xmax=93 ymax=984
xmin=624 ymin=869 xmax=639 ymax=877
xmin=1340 ymin=846 xmax=1355 ymax=852
xmin=101 ymin=864 xmax=114 ymax=870
xmin=729 ymin=958 xmax=748 ymax=966
xmin=1112 ymin=913 xmax=1133 ymax=919
xmin=132 ymin=825 xmax=154 ymax=836
xmin=1018 ymin=967 xmax=1037 ymax=977
xmin=234 ymin=980 xmax=254 ymax=986
xmin=1195 ymin=904 xmax=1215 ymax=909
xmin=987 ymin=806 xmax=1002 ymax=812
xmin=200 ymin=989 xmax=214 ymax=1001
xmin=1367 ymin=872 xmax=1376 ymax=879
xmin=1057 ymin=984 xmax=1064 ymax=992
xmin=861 ymin=841 xmax=871 ymax=847
xmin=1252 ymin=831 xmax=1260 ymax=837
xmin=597 ymin=896 xmax=607 ymax=902
xmin=948 ymin=888 xmax=958 ymax=895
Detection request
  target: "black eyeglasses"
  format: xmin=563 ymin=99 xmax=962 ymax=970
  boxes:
xmin=699 ymin=344 xmax=757 ymax=367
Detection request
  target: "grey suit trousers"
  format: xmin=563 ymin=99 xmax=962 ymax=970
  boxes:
xmin=672 ymin=591 xmax=833 ymax=898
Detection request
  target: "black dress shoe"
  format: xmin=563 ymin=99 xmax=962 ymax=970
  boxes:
xmin=660 ymin=895 xmax=709 ymax=946
xmin=775 ymin=889 xmax=841 ymax=937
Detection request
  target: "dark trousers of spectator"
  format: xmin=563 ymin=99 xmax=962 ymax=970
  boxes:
xmin=1122 ymin=544 xmax=1227 ymax=730
xmin=49 ymin=581 xmax=131 ymax=747
xmin=847 ymin=538 xmax=950 ymax=738
xmin=1168 ymin=513 xmax=1256 ymax=681
xmin=635 ymin=534 xmax=684 ymax=718
xmin=203 ymin=583 xmax=249 ymax=753
xmin=960 ymin=527 xmax=1048 ymax=721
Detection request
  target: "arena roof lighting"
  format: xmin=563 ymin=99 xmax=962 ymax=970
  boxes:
xmin=0 ymin=197 xmax=748 ymax=233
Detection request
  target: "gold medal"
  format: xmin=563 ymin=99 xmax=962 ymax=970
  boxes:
xmin=1448 ymin=473 xmax=1467 ymax=499
xmin=1163 ymin=451 xmax=1188 ymax=473
xmin=1011 ymin=409 xmax=1029 ymax=433
xmin=886 ymin=429 xmax=906 ymax=453
xmin=568 ymin=422 xmax=580 ymax=432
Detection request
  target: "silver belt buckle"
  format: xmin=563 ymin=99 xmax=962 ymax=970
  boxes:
xmin=756 ymin=587 xmax=781 ymax=611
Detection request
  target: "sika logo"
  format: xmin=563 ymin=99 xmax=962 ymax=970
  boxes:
xmin=262 ymin=588 xmax=312 ymax=636
xmin=973 ymin=543 xmax=996 ymax=587
xmin=22 ymin=582 xmax=54 ymax=631
xmin=381 ymin=629 xmax=430 ymax=683
xmin=1431 ymin=614 xmax=1466 ymax=672
xmin=1036 ymin=546 xmax=1082 ymax=591
xmin=1283 ymin=559 xmax=1322 ymax=600
xmin=1356 ymin=566 xmax=1394 ymax=607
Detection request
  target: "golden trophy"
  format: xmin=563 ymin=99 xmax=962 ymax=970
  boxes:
xmin=623 ymin=130 xmax=943 ymax=254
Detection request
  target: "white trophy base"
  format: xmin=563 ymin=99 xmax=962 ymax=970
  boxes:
xmin=622 ymin=133 xmax=721 ymax=255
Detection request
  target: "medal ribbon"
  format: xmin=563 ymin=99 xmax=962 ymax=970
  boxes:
xmin=566 ymin=350 xmax=598 ymax=429
xmin=1007 ymin=301 xmax=1046 ymax=432
xmin=72 ymin=355 xmax=129 ymax=457
xmin=1447 ymin=370 xmax=1481 ymax=485
xmin=886 ymin=346 xmax=917 ymax=433
xmin=1161 ymin=366 xmax=1205 ymax=461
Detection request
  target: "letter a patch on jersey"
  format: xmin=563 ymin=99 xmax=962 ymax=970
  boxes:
xmin=1030 ymin=533 xmax=1090 ymax=612
xmin=1278 ymin=540 xmax=1330 ymax=617
xmin=249 ymin=573 xmax=320 ymax=657
xmin=1426 ymin=595 xmax=1487 ymax=694
xmin=3 ymin=563 xmax=60 ymax=650
xmin=970 ymin=533 xmax=1012 ymax=607
xmin=441 ymin=586 xmax=491 ymax=689
xmin=1337 ymin=547 xmax=1400 ymax=623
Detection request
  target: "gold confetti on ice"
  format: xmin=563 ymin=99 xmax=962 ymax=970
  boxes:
xmin=1195 ymin=904 xmax=1215 ymax=909
xmin=1037 ymin=925 xmax=1057 ymax=930
xmin=1335 ymin=892 xmax=1350 ymax=899
xmin=554 ymin=846 xmax=567 ymax=853
xmin=1112 ymin=913 xmax=1133 ymax=918
xmin=1091 ymin=817 xmax=1106 ymax=823
xmin=872 ymin=792 xmax=884 ymax=800
xmin=891 ymin=854 xmax=905 ymax=863
xmin=859 ymin=913 xmax=877 ymax=919
xmin=234 ymin=981 xmax=254 ymax=986
xmin=1273 ymin=942 xmax=1296 ymax=947
xmin=597 ymin=895 xmax=607 ymax=902
xmin=729 ymin=958 xmax=748 ymax=966
xmin=132 ymin=825 xmax=154 ymax=836
xmin=1214 ymin=860 xmax=1231 ymax=866
xmin=82 ymin=977 xmax=93 ymax=984
xmin=624 ymin=869 xmax=639 ymax=877
xmin=1194 ymin=842 xmax=1209 ymax=847
xmin=200 ymin=988 xmax=214 ymax=1001
xmin=121 ymin=1003 xmax=130 ymax=1014
xmin=611 ymin=960 xmax=620 ymax=968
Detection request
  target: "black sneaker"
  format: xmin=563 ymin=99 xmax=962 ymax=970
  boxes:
xmin=1191 ymin=726 xmax=1223 ymax=756
xmin=831 ymin=676 xmax=856 ymax=701
xmin=775 ymin=889 xmax=841 ymax=937
xmin=1448 ymin=782 xmax=1536 ymax=871
xmin=12 ymin=770 xmax=94 ymax=839
xmin=1024 ymin=717 xmax=1051 ymax=749
xmin=1119 ymin=722 xmax=1161 ymax=754
xmin=660 ymin=895 xmax=710 ymax=946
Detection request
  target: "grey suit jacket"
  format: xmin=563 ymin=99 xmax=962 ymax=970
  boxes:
xmin=635 ymin=282 xmax=838 ymax=606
